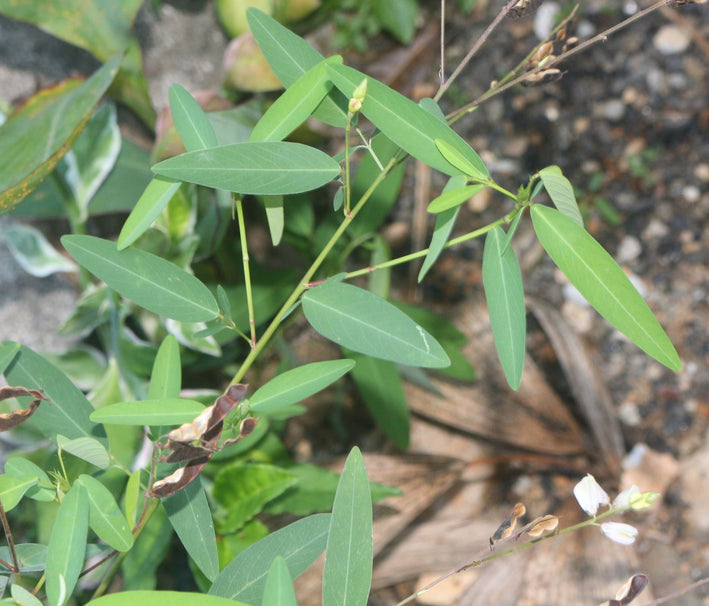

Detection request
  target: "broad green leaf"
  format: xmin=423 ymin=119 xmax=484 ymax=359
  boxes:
xmin=302 ymin=282 xmax=450 ymax=368
xmin=3 ymin=343 xmax=108 ymax=444
xmin=391 ymin=302 xmax=468 ymax=346
xmin=249 ymin=360 xmax=355 ymax=413
xmin=323 ymin=447 xmax=373 ymax=606
xmin=247 ymin=8 xmax=347 ymax=127
xmin=57 ymin=435 xmax=110 ymax=469
xmin=326 ymin=63 xmax=488 ymax=179
xmin=419 ymin=175 xmax=467 ymax=282
xmin=482 ymin=226 xmax=526 ymax=390
xmin=58 ymin=102 xmax=121 ymax=219
xmin=213 ymin=463 xmax=296 ymax=533
xmin=46 ymin=482 xmax=89 ymax=606
xmin=152 ymin=142 xmax=340 ymax=196
xmin=0 ymin=55 xmax=122 ymax=213
xmin=78 ymin=475 xmax=133 ymax=552
xmin=435 ymin=139 xmax=488 ymax=181
xmin=349 ymin=354 xmax=409 ymax=450
xmin=0 ymin=544 xmax=46 ymax=574
xmin=90 ymin=399 xmax=205 ymax=425
xmin=0 ymin=476 xmax=37 ymax=511
xmin=427 ymin=184 xmax=484 ymax=213
xmin=0 ymin=342 xmax=19 ymax=375
xmin=10 ymin=583 xmax=43 ymax=606
xmin=538 ymin=166 xmax=583 ymax=226
xmin=265 ymin=464 xmax=400 ymax=516
xmin=373 ymin=0 xmax=418 ymax=44
xmin=4 ymin=457 xmax=54 ymax=502
xmin=124 ymin=469 xmax=142 ymax=530
xmin=250 ymin=57 xmax=341 ymax=143
xmin=261 ymin=195 xmax=284 ymax=246
xmin=209 ymin=513 xmax=331 ymax=603
xmin=62 ymin=235 xmax=219 ymax=322
xmin=0 ymin=222 xmax=77 ymax=277
xmin=207 ymin=102 xmax=264 ymax=146
xmin=169 ymin=84 xmax=219 ymax=151
xmin=87 ymin=592 xmax=248 ymax=606
xmin=117 ymin=176 xmax=181 ymax=250
xmin=262 ymin=556 xmax=296 ymax=606
xmin=163 ymin=479 xmax=219 ymax=582
xmin=531 ymin=205 xmax=681 ymax=370
xmin=121 ymin=505 xmax=171 ymax=590
xmin=147 ymin=335 xmax=182 ymax=438
xmin=0 ymin=2 xmax=153 ymax=127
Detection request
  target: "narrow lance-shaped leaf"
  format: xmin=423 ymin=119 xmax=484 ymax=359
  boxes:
xmin=250 ymin=57 xmax=341 ymax=143
xmin=482 ymin=225 xmax=526 ymax=390
xmin=538 ymin=166 xmax=583 ymax=226
xmin=261 ymin=195 xmax=284 ymax=246
xmin=326 ymin=63 xmax=488 ymax=179
xmin=249 ymin=359 xmax=355 ymax=413
xmin=302 ymin=282 xmax=450 ymax=368
xmin=169 ymin=84 xmax=219 ymax=151
xmin=90 ymin=399 xmax=206 ymax=426
xmin=427 ymin=184 xmax=484 ymax=214
xmin=262 ymin=556 xmax=297 ymax=606
xmin=148 ymin=334 xmax=182 ymax=438
xmin=152 ymin=141 xmax=340 ymax=196
xmin=78 ymin=474 xmax=134 ymax=552
xmin=531 ymin=205 xmax=681 ymax=370
xmin=62 ymin=235 xmax=219 ymax=323
xmin=209 ymin=513 xmax=331 ymax=603
xmin=323 ymin=447 xmax=373 ymax=606
xmin=87 ymin=591 xmax=250 ymax=606
xmin=163 ymin=479 xmax=220 ymax=582
xmin=46 ymin=482 xmax=89 ymax=606
xmin=435 ymin=139 xmax=488 ymax=181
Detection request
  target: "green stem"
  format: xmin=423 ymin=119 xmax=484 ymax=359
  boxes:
xmin=230 ymin=154 xmax=401 ymax=384
xmin=344 ymin=116 xmax=353 ymax=214
xmin=235 ymin=196 xmax=257 ymax=349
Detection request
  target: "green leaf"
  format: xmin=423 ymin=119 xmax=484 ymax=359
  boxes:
xmin=531 ymin=205 xmax=681 ymax=370
xmin=538 ymin=166 xmax=583 ymax=226
xmin=482 ymin=226 xmax=526 ymax=390
xmin=10 ymin=584 xmax=43 ymax=606
xmin=247 ymin=8 xmax=347 ymax=127
xmin=427 ymin=184 xmax=484 ymax=214
xmin=302 ymin=282 xmax=450 ymax=368
xmin=0 ymin=342 xmax=19 ymax=375
xmin=0 ymin=222 xmax=77 ymax=277
xmin=419 ymin=175 xmax=467 ymax=282
xmin=250 ymin=57 xmax=341 ymax=142
xmin=500 ymin=208 xmax=525 ymax=256
xmin=46 ymin=482 xmax=89 ymax=606
xmin=262 ymin=195 xmax=284 ymax=246
xmin=90 ymin=399 xmax=205 ymax=425
xmin=349 ymin=354 xmax=409 ymax=450
xmin=152 ymin=142 xmax=340 ymax=196
xmin=209 ymin=513 xmax=331 ymax=603
xmin=169 ymin=84 xmax=219 ymax=151
xmin=61 ymin=235 xmax=219 ymax=322
xmin=163 ymin=479 xmax=220 ymax=582
xmin=78 ymin=475 xmax=133 ymax=552
xmin=87 ymin=591 xmax=248 ymax=606
xmin=262 ymin=556 xmax=297 ymax=606
xmin=0 ymin=55 xmax=122 ymax=213
xmin=57 ymin=435 xmax=110 ymax=469
xmin=147 ymin=335 xmax=182 ymax=438
xmin=0 ymin=475 xmax=37 ymax=512
xmin=4 ymin=457 xmax=54 ymax=502
xmin=249 ymin=360 xmax=355 ymax=413
xmin=326 ymin=63 xmax=488 ymax=179
xmin=0 ymin=544 xmax=46 ymax=574
xmin=435 ymin=139 xmax=488 ymax=181
xmin=117 ymin=176 xmax=181 ymax=250
xmin=373 ymin=0 xmax=418 ymax=44
xmin=323 ymin=447 xmax=373 ymax=606
xmin=124 ymin=469 xmax=142 ymax=530
xmin=213 ymin=463 xmax=296 ymax=533
xmin=121 ymin=506 xmax=172 ymax=590
xmin=3 ymin=343 xmax=107 ymax=444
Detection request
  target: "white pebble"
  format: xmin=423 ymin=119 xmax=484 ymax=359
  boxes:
xmin=653 ymin=25 xmax=691 ymax=55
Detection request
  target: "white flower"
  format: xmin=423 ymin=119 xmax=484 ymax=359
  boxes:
xmin=573 ymin=474 xmax=610 ymax=516
xmin=612 ymin=484 xmax=640 ymax=509
xmin=601 ymin=522 xmax=638 ymax=545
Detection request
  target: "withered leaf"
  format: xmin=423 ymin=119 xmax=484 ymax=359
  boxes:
xmin=0 ymin=386 xmax=49 ymax=432
xmin=490 ymin=502 xmax=526 ymax=549
xmin=520 ymin=514 xmax=559 ymax=538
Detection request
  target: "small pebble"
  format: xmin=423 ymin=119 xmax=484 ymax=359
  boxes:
xmin=534 ymin=2 xmax=559 ymax=39
xmin=618 ymin=401 xmax=642 ymax=426
xmin=561 ymin=300 xmax=594 ymax=333
xmin=693 ymin=163 xmax=709 ymax=182
xmin=653 ymin=25 xmax=691 ymax=55
xmin=642 ymin=218 xmax=669 ymax=239
xmin=616 ymin=235 xmax=642 ymax=263
xmin=682 ymin=185 xmax=700 ymax=203
xmin=602 ymin=99 xmax=626 ymax=122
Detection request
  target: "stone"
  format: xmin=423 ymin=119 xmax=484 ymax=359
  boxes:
xmin=653 ymin=25 xmax=691 ymax=56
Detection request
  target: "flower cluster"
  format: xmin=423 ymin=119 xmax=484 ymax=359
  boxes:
xmin=573 ymin=474 xmax=659 ymax=545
